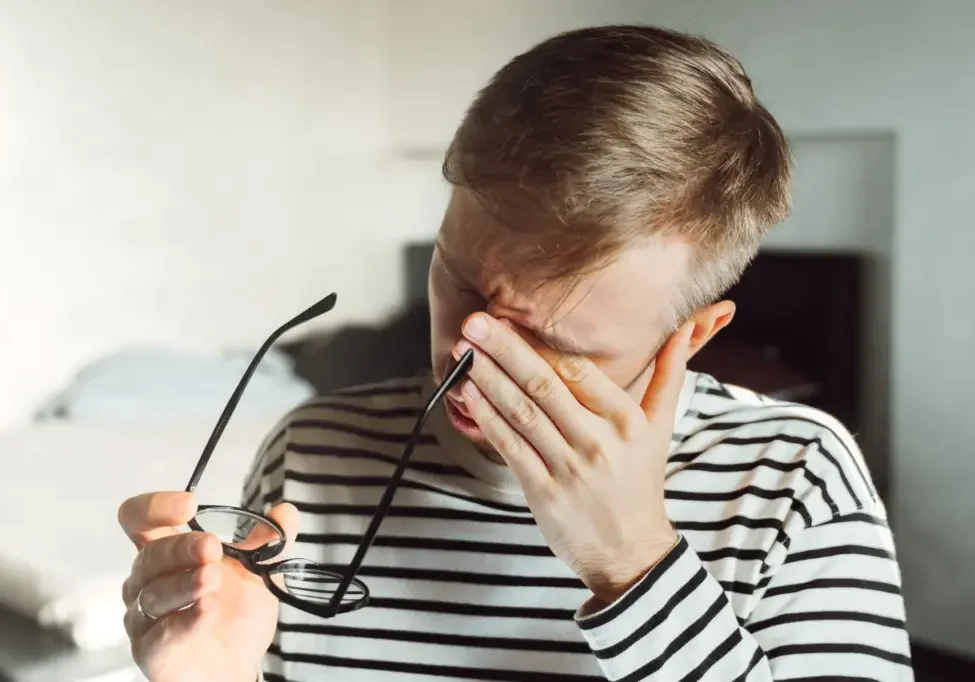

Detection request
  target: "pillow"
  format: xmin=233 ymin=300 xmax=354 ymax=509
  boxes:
xmin=34 ymin=346 xmax=313 ymax=423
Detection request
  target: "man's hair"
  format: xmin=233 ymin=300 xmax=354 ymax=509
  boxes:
xmin=442 ymin=25 xmax=792 ymax=325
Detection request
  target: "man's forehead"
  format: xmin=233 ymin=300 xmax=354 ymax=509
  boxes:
xmin=438 ymin=190 xmax=692 ymax=355
xmin=439 ymin=188 xmax=690 ymax=296
xmin=440 ymin=189 xmax=538 ymax=269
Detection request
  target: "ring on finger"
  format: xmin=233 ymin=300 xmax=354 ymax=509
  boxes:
xmin=136 ymin=586 xmax=159 ymax=622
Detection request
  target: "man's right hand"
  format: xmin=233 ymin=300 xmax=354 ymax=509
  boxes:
xmin=118 ymin=491 xmax=298 ymax=682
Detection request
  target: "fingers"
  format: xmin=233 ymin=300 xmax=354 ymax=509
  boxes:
xmin=460 ymin=315 xmax=581 ymax=422
xmin=461 ymin=313 xmax=636 ymax=435
xmin=266 ymin=503 xmax=300 ymax=549
xmin=546 ymin=352 xmax=640 ymax=431
xmin=123 ymin=531 xmax=223 ymax=605
xmin=123 ymin=563 xmax=221 ymax=639
xmin=236 ymin=502 xmax=300 ymax=557
xmin=118 ymin=492 xmax=197 ymax=548
xmin=461 ymin=380 xmax=552 ymax=485
xmin=459 ymin=344 xmax=573 ymax=455
xmin=640 ymin=323 xmax=694 ymax=419
xmin=142 ymin=564 xmax=222 ymax=619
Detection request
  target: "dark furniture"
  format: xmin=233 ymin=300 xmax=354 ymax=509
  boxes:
xmin=687 ymin=251 xmax=864 ymax=429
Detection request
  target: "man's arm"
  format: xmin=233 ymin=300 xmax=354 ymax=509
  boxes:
xmin=576 ymin=512 xmax=911 ymax=681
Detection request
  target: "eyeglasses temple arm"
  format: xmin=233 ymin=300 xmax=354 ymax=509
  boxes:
xmin=184 ymin=293 xmax=338 ymax=494
xmin=329 ymin=349 xmax=474 ymax=612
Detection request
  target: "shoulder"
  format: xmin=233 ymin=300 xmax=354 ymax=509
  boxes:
xmin=676 ymin=372 xmax=882 ymax=524
xmin=274 ymin=372 xmax=428 ymax=438
xmin=242 ymin=373 xmax=432 ymax=508
xmin=250 ymin=373 xmax=428 ymax=463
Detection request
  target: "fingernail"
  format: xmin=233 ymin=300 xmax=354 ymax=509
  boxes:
xmin=174 ymin=493 xmax=196 ymax=518
xmin=454 ymin=340 xmax=472 ymax=358
xmin=463 ymin=381 xmax=481 ymax=401
xmin=463 ymin=316 xmax=488 ymax=340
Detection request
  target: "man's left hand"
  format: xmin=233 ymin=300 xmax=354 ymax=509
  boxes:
xmin=455 ymin=314 xmax=693 ymax=605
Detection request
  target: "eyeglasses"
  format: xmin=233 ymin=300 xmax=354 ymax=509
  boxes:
xmin=184 ymin=293 xmax=473 ymax=619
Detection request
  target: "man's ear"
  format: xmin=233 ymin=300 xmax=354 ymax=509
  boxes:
xmin=684 ymin=300 xmax=735 ymax=360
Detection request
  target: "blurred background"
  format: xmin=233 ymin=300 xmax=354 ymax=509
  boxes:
xmin=0 ymin=1 xmax=972 ymax=680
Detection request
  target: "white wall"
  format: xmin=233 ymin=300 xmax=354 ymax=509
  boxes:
xmin=0 ymin=0 xmax=428 ymax=429
xmin=1 ymin=0 xmax=973 ymax=656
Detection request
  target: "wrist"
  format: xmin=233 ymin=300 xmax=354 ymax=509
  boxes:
xmin=585 ymin=527 xmax=680 ymax=606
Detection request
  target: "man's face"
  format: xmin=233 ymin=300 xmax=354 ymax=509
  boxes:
xmin=429 ymin=189 xmax=696 ymax=449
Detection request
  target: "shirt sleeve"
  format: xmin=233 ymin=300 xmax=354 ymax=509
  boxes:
xmin=575 ymin=513 xmax=912 ymax=681
xmin=240 ymin=421 xmax=289 ymax=513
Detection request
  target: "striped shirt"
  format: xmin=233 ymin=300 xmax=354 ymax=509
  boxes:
xmin=243 ymin=370 xmax=912 ymax=681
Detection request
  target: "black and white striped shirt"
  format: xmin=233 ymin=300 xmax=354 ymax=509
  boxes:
xmin=243 ymin=371 xmax=912 ymax=681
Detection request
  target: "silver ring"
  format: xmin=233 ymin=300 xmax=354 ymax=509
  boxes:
xmin=135 ymin=587 xmax=159 ymax=622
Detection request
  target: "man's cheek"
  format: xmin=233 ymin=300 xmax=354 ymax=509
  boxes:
xmin=495 ymin=317 xmax=545 ymax=352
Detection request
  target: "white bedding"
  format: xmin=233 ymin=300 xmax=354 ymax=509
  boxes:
xmin=0 ymin=413 xmax=283 ymax=650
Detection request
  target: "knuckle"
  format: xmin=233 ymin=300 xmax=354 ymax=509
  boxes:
xmin=497 ymin=435 xmax=523 ymax=457
xmin=133 ymin=534 xmax=182 ymax=576
xmin=557 ymin=356 xmax=589 ymax=382
xmin=560 ymin=453 xmax=585 ymax=480
xmin=132 ymin=544 xmax=149 ymax=572
xmin=121 ymin=576 xmax=136 ymax=605
xmin=123 ymin=606 xmax=142 ymax=640
xmin=524 ymin=374 xmax=556 ymax=402
xmin=579 ymin=438 xmax=608 ymax=462
xmin=609 ymin=407 xmax=638 ymax=435
xmin=508 ymin=398 xmax=539 ymax=429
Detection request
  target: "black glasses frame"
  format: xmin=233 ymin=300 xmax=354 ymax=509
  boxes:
xmin=184 ymin=293 xmax=473 ymax=618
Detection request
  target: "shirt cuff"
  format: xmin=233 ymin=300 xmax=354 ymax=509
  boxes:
xmin=575 ymin=536 xmax=731 ymax=679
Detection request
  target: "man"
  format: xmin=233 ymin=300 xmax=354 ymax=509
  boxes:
xmin=117 ymin=25 xmax=912 ymax=682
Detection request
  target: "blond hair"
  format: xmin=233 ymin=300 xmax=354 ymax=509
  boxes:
xmin=443 ymin=25 xmax=792 ymax=324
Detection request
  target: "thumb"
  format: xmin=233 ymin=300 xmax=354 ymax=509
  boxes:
xmin=640 ymin=322 xmax=693 ymax=419
xmin=234 ymin=503 xmax=300 ymax=556
xmin=265 ymin=502 xmax=300 ymax=554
